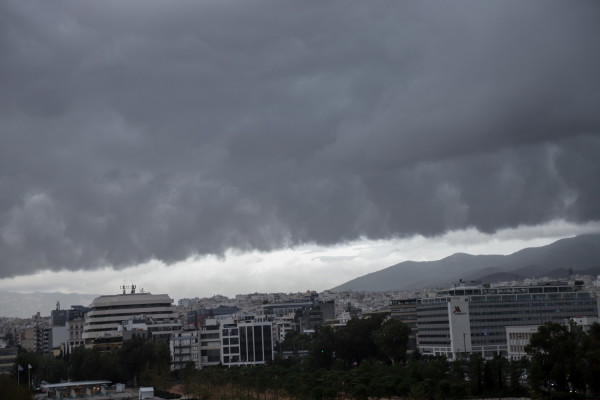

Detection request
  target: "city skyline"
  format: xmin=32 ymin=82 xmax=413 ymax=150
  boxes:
xmin=1 ymin=2 xmax=599 ymax=302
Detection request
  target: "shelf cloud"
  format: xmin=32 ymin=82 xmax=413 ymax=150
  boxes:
xmin=1 ymin=0 xmax=599 ymax=278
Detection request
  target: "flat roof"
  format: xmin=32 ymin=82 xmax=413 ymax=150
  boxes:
xmin=41 ymin=380 xmax=111 ymax=389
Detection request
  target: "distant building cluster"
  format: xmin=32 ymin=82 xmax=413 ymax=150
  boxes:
xmin=2 ymin=275 xmax=600 ymax=373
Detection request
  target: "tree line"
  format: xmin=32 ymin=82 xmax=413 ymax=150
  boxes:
xmin=177 ymin=319 xmax=600 ymax=400
xmin=526 ymin=321 xmax=600 ymax=396
xmin=5 ymin=319 xmax=600 ymax=400
xmin=8 ymin=335 xmax=171 ymax=392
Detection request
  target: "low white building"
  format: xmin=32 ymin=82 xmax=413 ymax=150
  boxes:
xmin=506 ymin=325 xmax=539 ymax=360
xmin=569 ymin=316 xmax=599 ymax=332
xmin=139 ymin=387 xmax=153 ymax=399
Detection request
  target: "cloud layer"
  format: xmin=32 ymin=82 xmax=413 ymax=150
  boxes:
xmin=1 ymin=1 xmax=599 ymax=278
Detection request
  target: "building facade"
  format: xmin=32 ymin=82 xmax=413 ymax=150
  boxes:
xmin=199 ymin=321 xmax=222 ymax=368
xmin=0 ymin=347 xmax=18 ymax=374
xmin=505 ymin=325 xmax=539 ymax=360
xmin=66 ymin=318 xmax=85 ymax=352
xmin=390 ymin=298 xmax=418 ymax=352
xmin=232 ymin=319 xmax=273 ymax=366
xmin=416 ymin=281 xmax=599 ymax=359
xmin=83 ymin=288 xmax=181 ymax=349
xmin=170 ymin=331 xmax=200 ymax=370
xmin=171 ymin=317 xmax=274 ymax=370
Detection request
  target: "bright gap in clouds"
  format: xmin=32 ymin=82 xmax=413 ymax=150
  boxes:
xmin=1 ymin=220 xmax=599 ymax=300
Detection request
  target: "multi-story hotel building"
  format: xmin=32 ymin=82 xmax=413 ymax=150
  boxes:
xmin=83 ymin=287 xmax=181 ymax=350
xmin=416 ymin=281 xmax=599 ymax=360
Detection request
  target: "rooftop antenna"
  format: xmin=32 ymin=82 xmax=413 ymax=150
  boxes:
xmin=56 ymin=301 xmax=60 ymax=310
xmin=131 ymin=284 xmax=136 ymax=294
xmin=120 ymin=285 xmax=130 ymax=295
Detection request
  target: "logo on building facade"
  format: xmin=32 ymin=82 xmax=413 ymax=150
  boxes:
xmin=452 ymin=306 xmax=465 ymax=315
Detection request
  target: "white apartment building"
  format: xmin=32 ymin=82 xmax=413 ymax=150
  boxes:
xmin=66 ymin=318 xmax=85 ymax=352
xmin=170 ymin=331 xmax=200 ymax=370
xmin=273 ymin=313 xmax=296 ymax=343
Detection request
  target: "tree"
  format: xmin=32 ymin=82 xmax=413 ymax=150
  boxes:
xmin=468 ymin=354 xmax=484 ymax=396
xmin=140 ymin=365 xmax=171 ymax=392
xmin=280 ymin=330 xmax=312 ymax=357
xmin=118 ymin=335 xmax=171 ymax=384
xmin=372 ymin=318 xmax=411 ymax=364
xmin=309 ymin=326 xmax=336 ymax=369
xmin=526 ymin=321 xmax=580 ymax=394
xmin=584 ymin=323 xmax=600 ymax=395
xmin=334 ymin=315 xmax=384 ymax=367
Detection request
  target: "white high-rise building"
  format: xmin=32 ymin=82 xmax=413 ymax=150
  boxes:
xmin=83 ymin=287 xmax=181 ymax=350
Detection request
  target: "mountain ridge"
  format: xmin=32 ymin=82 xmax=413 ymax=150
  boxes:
xmin=0 ymin=290 xmax=99 ymax=319
xmin=330 ymin=234 xmax=600 ymax=292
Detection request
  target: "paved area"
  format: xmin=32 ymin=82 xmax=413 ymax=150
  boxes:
xmin=35 ymin=390 xmax=142 ymax=400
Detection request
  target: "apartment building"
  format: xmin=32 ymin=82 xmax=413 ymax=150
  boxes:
xmin=171 ymin=317 xmax=274 ymax=370
xmin=199 ymin=321 xmax=221 ymax=368
xmin=170 ymin=331 xmax=200 ymax=370
xmin=66 ymin=318 xmax=85 ymax=352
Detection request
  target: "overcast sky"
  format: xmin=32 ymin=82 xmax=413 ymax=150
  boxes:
xmin=1 ymin=1 xmax=599 ymax=301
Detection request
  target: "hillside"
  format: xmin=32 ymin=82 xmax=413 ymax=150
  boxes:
xmin=0 ymin=291 xmax=98 ymax=319
xmin=330 ymin=234 xmax=600 ymax=292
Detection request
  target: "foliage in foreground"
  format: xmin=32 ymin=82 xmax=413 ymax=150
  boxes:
xmin=526 ymin=321 xmax=600 ymax=396
xmin=12 ymin=335 xmax=171 ymax=389
xmin=0 ymin=374 xmax=34 ymax=400
xmin=11 ymin=319 xmax=600 ymax=400
xmin=177 ymin=355 xmax=528 ymax=400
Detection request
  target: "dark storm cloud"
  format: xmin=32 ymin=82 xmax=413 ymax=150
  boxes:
xmin=1 ymin=0 xmax=599 ymax=277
